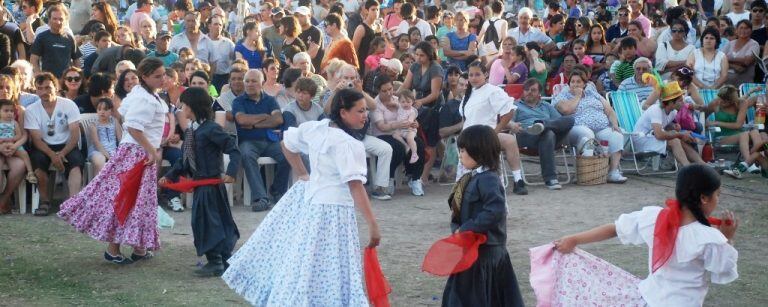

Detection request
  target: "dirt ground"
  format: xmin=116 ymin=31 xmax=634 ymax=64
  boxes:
xmin=1 ymin=171 xmax=767 ymax=306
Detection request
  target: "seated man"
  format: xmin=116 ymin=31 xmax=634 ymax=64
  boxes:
xmin=24 ymin=73 xmax=83 ymax=216
xmin=513 ymin=79 xmax=575 ymax=190
xmin=232 ymin=69 xmax=290 ymax=212
xmin=632 ymin=81 xmax=704 ymax=166
xmin=617 ymin=57 xmax=659 ymax=109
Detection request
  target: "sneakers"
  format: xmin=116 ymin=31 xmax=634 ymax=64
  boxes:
xmin=130 ymin=251 xmax=154 ymax=262
xmin=104 ymin=252 xmax=133 ymax=265
xmin=526 ymin=122 xmax=545 ymax=135
xmin=545 ymin=179 xmax=562 ymax=190
xmin=169 ymin=197 xmax=184 ymax=212
xmin=607 ymin=170 xmax=628 ymax=183
xmin=747 ymin=164 xmax=761 ymax=174
xmin=251 ymin=198 xmax=271 ymax=212
xmin=724 ymin=162 xmax=748 ymax=179
xmin=371 ymin=190 xmax=392 ymax=200
xmin=408 ymin=179 xmax=424 ymax=196
xmin=512 ymin=179 xmax=528 ymax=195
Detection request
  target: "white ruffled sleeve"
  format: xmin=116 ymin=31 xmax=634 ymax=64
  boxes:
xmin=703 ymin=242 xmax=739 ymax=284
xmin=615 ymin=206 xmax=662 ymax=246
xmin=122 ymin=98 xmax=157 ymax=132
xmin=334 ymin=139 xmax=367 ymax=184
xmin=282 ymin=125 xmax=308 ymax=154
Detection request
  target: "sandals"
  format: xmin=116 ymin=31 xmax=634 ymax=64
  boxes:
xmin=26 ymin=172 xmax=37 ymax=184
xmin=33 ymin=202 xmax=50 ymax=216
xmin=104 ymin=252 xmax=134 ymax=265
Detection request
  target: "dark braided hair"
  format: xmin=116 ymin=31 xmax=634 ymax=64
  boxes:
xmin=329 ymin=88 xmax=366 ymax=139
xmin=675 ymin=164 xmax=721 ymax=227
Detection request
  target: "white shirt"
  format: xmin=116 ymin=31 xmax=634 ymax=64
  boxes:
xmin=396 ymin=18 xmax=433 ymax=40
xmin=208 ymin=37 xmax=236 ymax=75
xmin=615 ymin=206 xmax=738 ymax=307
xmin=633 ymin=103 xmax=677 ymax=136
xmin=726 ymin=11 xmax=751 ymax=25
xmin=459 ymin=83 xmax=517 ymax=129
xmin=217 ymin=90 xmax=241 ymax=134
xmin=506 ymin=27 xmax=552 ymax=46
xmin=283 ymin=119 xmax=367 ymax=206
xmin=169 ymin=32 xmax=214 ymax=63
xmin=118 ymin=85 xmax=169 ymax=149
xmin=657 ymin=22 xmax=697 ymax=46
xmin=24 ymin=97 xmax=80 ymax=145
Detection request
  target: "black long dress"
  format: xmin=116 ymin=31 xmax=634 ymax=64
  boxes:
xmin=164 ymin=120 xmax=242 ymax=260
xmin=442 ymin=170 xmax=524 ymax=307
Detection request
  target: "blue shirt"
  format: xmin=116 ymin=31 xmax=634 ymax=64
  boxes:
xmin=232 ymin=92 xmax=281 ymax=142
xmin=514 ymin=100 xmax=562 ymax=127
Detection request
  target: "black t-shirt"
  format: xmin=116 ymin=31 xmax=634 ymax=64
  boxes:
xmin=30 ymin=30 xmax=82 ymax=77
xmin=439 ymin=98 xmax=462 ymax=130
xmin=0 ymin=22 xmax=23 ymax=60
xmin=752 ymin=27 xmax=768 ymax=47
xmin=74 ymin=94 xmax=96 ymax=114
xmin=298 ymin=25 xmax=324 ymax=73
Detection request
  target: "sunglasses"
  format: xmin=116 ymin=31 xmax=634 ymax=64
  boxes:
xmin=677 ymin=66 xmax=694 ymax=75
xmin=753 ymin=9 xmax=765 ymax=13
xmin=47 ymin=120 xmax=55 ymax=136
xmin=65 ymin=76 xmax=81 ymax=82
xmin=670 ymin=28 xmax=685 ymax=33
xmin=619 ymin=13 xmax=628 ymax=17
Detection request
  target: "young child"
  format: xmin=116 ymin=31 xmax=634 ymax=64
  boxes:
xmin=611 ymin=37 xmax=638 ymax=86
xmin=88 ymin=98 xmax=122 ymax=175
xmin=394 ymin=90 xmax=419 ymax=163
xmin=554 ymin=164 xmax=739 ymax=306
xmin=0 ymin=99 xmax=35 ymax=183
xmin=571 ymin=39 xmax=594 ymax=67
xmin=178 ymin=47 xmax=195 ymax=63
xmin=443 ymin=125 xmax=524 ymax=306
xmin=598 ymin=53 xmax=619 ymax=93
xmin=159 ymin=87 xmax=241 ymax=277
xmin=364 ymin=37 xmax=387 ymax=74
xmin=392 ymin=33 xmax=411 ymax=60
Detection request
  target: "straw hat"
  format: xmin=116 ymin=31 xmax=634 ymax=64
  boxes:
xmin=661 ymin=81 xmax=684 ymax=102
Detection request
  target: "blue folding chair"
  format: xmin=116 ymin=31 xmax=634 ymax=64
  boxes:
xmin=609 ymin=91 xmax=678 ymax=175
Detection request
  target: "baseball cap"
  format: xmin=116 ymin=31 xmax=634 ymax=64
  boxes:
xmin=157 ymin=31 xmax=172 ymax=39
xmin=271 ymin=7 xmax=284 ymax=16
xmin=379 ymin=58 xmax=403 ymax=75
xmin=294 ymin=6 xmax=311 ymax=16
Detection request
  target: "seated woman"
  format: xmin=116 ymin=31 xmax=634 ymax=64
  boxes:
xmin=632 ymin=81 xmax=705 ymax=167
xmin=722 ymin=20 xmax=760 ymax=86
xmin=687 ymin=27 xmax=728 ymax=90
xmin=699 ymin=85 xmax=768 ymax=178
xmin=552 ymin=67 xmax=627 ymax=183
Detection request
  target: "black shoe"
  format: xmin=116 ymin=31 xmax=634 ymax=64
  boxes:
xmin=195 ymin=253 xmax=225 ymax=277
xmin=130 ymin=251 xmax=154 ymax=262
xmin=251 ymin=198 xmax=271 ymax=212
xmin=513 ymin=179 xmax=528 ymax=195
xmin=104 ymin=252 xmax=134 ymax=265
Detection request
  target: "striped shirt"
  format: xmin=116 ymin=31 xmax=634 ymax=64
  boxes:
xmin=618 ymin=77 xmax=655 ymax=105
xmin=614 ymin=61 xmax=635 ymax=85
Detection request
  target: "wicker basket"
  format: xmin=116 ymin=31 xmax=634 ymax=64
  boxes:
xmin=576 ymin=156 xmax=609 ymax=185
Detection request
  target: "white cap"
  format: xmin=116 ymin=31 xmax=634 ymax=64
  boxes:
xmin=380 ymin=58 xmax=403 ymax=75
xmin=294 ymin=6 xmax=311 ymax=16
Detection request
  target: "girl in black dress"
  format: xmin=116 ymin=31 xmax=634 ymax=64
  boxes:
xmin=443 ymin=125 xmax=524 ymax=307
xmin=159 ymin=87 xmax=242 ymax=277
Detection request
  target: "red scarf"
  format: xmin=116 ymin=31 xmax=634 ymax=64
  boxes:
xmin=114 ymin=162 xmax=147 ymax=225
xmin=161 ymin=176 xmax=224 ymax=193
xmin=652 ymin=199 xmax=732 ymax=272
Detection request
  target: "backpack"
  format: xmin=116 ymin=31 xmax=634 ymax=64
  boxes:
xmin=483 ymin=19 xmax=501 ymax=50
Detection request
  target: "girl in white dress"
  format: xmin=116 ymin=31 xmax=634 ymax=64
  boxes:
xmin=553 ymin=164 xmax=739 ymax=307
xmin=222 ymin=88 xmax=382 ymax=306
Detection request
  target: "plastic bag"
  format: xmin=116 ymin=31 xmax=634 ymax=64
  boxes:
xmin=157 ymin=206 xmax=175 ymax=229
xmin=114 ymin=162 xmax=146 ymax=225
xmin=161 ymin=176 xmax=224 ymax=193
xmin=364 ymin=247 xmax=392 ymax=307
xmin=422 ymin=231 xmax=487 ymax=276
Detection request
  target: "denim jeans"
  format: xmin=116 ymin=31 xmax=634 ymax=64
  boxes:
xmin=239 ymin=139 xmax=290 ymax=203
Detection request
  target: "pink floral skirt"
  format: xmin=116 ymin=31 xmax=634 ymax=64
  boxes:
xmin=58 ymin=143 xmax=160 ymax=250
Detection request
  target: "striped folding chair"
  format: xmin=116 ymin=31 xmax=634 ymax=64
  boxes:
xmin=609 ymin=91 xmax=677 ymax=175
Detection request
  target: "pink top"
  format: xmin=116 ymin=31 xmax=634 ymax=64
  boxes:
xmin=634 ymin=14 xmax=652 ymax=39
xmin=365 ymin=54 xmax=384 ymax=70
xmin=371 ymin=97 xmax=401 ymax=136
xmin=488 ymin=59 xmax=508 ymax=86
xmin=580 ymin=55 xmax=594 ymax=67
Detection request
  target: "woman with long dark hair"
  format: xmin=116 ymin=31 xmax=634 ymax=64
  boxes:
xmin=223 ymin=88 xmax=381 ymax=305
xmin=58 ymin=58 xmax=168 ymax=264
xmin=59 ymin=67 xmax=86 ymax=100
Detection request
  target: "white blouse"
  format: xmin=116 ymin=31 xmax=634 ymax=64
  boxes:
xmin=615 ymin=206 xmax=739 ymax=307
xmin=655 ymin=42 xmax=695 ymax=77
xmin=118 ymin=85 xmax=169 ymax=149
xmin=692 ymin=49 xmax=726 ymax=88
xmin=459 ymin=83 xmax=517 ymax=130
xmin=283 ymin=119 xmax=367 ymax=206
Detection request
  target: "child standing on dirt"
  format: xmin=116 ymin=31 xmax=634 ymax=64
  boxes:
xmin=159 ymin=87 xmax=241 ymax=277
xmin=0 ymin=99 xmax=36 ymax=183
xmin=554 ymin=164 xmax=739 ymax=306
xmin=442 ymin=125 xmax=524 ymax=306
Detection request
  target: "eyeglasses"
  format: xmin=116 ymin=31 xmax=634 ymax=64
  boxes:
xmin=618 ymin=13 xmax=628 ymax=17
xmin=65 ymin=76 xmax=81 ymax=82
